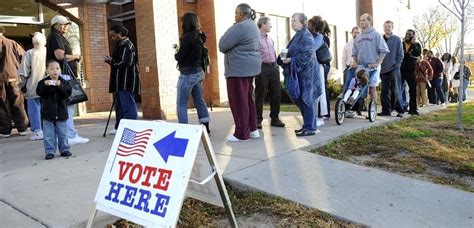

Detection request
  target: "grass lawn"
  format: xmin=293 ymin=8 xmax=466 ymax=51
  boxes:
xmin=109 ymin=186 xmax=361 ymax=227
xmin=312 ymin=102 xmax=474 ymax=192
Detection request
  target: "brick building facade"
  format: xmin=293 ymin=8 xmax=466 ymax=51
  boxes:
xmin=1 ymin=0 xmax=414 ymax=120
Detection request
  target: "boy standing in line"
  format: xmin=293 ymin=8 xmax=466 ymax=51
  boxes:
xmin=36 ymin=60 xmax=72 ymax=160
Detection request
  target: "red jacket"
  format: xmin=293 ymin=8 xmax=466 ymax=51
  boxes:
xmin=416 ymin=59 xmax=433 ymax=82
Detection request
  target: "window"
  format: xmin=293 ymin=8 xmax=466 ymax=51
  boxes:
xmin=328 ymin=24 xmax=338 ymax=69
xmin=267 ymin=14 xmax=290 ymax=55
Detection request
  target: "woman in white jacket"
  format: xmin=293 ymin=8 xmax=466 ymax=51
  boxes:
xmin=18 ymin=32 xmax=47 ymax=141
xmin=449 ymin=56 xmax=460 ymax=102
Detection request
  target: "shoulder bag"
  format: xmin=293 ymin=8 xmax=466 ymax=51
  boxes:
xmin=316 ymin=43 xmax=332 ymax=64
xmin=63 ymin=60 xmax=88 ymax=105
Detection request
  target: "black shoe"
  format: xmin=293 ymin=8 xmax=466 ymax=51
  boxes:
xmin=296 ymin=130 xmax=315 ymax=137
xmin=294 ymin=128 xmax=304 ymax=133
xmin=396 ymin=113 xmax=404 ymax=118
xmin=203 ymin=122 xmax=211 ymax=134
xmin=45 ymin=154 xmax=54 ymax=160
xmin=270 ymin=119 xmax=285 ymax=127
xmin=60 ymin=151 xmax=72 ymax=157
xmin=377 ymin=112 xmax=391 ymax=116
xmin=257 ymin=122 xmax=262 ymax=129
xmin=408 ymin=111 xmax=419 ymax=115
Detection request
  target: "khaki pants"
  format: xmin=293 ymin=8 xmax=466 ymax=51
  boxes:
xmin=417 ymin=81 xmax=427 ymax=107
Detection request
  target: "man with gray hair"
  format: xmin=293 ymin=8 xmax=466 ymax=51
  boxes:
xmin=255 ymin=16 xmax=285 ymax=129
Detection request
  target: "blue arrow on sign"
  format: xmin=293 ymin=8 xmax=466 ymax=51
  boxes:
xmin=153 ymin=131 xmax=189 ymax=163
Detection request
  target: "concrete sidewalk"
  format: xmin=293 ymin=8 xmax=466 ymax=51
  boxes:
xmin=1 ymin=102 xmax=473 ymax=227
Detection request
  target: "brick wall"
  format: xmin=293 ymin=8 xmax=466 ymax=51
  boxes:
xmin=134 ymin=0 xmax=161 ymax=119
xmin=80 ymin=3 xmax=112 ymax=112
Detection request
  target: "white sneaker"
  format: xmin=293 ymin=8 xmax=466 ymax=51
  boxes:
xmin=30 ymin=131 xmax=43 ymax=141
xmin=316 ymin=118 xmax=325 ymax=127
xmin=441 ymin=103 xmax=446 ymax=107
xmin=226 ymin=135 xmax=250 ymax=142
xmin=69 ymin=136 xmax=90 ymax=145
xmin=18 ymin=131 xmax=28 ymax=136
xmin=0 ymin=133 xmax=11 ymax=138
xmin=250 ymin=130 xmax=260 ymax=139
xmin=109 ymin=129 xmax=117 ymax=135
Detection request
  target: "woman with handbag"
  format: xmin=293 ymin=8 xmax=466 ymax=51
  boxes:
xmin=46 ymin=15 xmax=89 ymax=145
xmin=279 ymin=13 xmax=321 ymax=136
xmin=18 ymin=32 xmax=47 ymax=140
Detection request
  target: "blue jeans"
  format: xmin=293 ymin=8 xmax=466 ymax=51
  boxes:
xmin=67 ymin=105 xmax=78 ymax=138
xmin=296 ymin=99 xmax=316 ymax=131
xmin=27 ymin=98 xmax=42 ymax=132
xmin=61 ymin=74 xmax=79 ymax=138
xmin=433 ymin=77 xmax=445 ymax=103
xmin=463 ymin=78 xmax=469 ymax=101
xmin=43 ymin=119 xmax=69 ymax=154
xmin=176 ymin=71 xmax=210 ymax=124
xmin=399 ymin=80 xmax=408 ymax=108
xmin=343 ymin=68 xmax=355 ymax=93
xmin=115 ymin=91 xmax=138 ymax=129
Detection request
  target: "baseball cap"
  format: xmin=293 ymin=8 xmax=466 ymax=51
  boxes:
xmin=51 ymin=15 xmax=71 ymax=26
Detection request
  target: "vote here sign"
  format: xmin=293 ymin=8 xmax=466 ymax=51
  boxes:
xmin=94 ymin=119 xmax=202 ymax=227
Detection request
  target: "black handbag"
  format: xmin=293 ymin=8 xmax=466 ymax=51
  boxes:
xmin=316 ymin=43 xmax=332 ymax=64
xmin=63 ymin=61 xmax=88 ymax=105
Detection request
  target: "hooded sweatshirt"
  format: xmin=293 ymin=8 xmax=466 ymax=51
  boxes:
xmin=352 ymin=27 xmax=389 ymax=66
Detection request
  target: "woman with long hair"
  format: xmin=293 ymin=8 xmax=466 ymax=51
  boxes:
xmin=175 ymin=12 xmax=210 ymax=134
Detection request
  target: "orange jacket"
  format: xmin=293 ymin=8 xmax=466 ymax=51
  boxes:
xmin=0 ymin=35 xmax=25 ymax=83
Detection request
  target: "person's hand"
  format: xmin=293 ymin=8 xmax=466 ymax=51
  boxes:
xmin=75 ymin=54 xmax=82 ymax=61
xmin=283 ymin=58 xmax=291 ymax=64
xmin=411 ymin=35 xmax=417 ymax=43
xmin=45 ymin=80 xmax=54 ymax=86
xmin=55 ymin=80 xmax=61 ymax=86
xmin=369 ymin=63 xmax=379 ymax=69
xmin=351 ymin=62 xmax=358 ymax=69
xmin=104 ymin=56 xmax=112 ymax=64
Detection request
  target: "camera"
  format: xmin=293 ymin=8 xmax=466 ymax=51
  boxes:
xmin=50 ymin=80 xmax=57 ymax=86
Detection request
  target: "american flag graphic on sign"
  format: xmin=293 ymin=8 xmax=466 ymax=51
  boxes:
xmin=116 ymin=128 xmax=153 ymax=157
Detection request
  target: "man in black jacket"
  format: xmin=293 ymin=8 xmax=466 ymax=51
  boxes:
xmin=105 ymin=25 xmax=140 ymax=135
xmin=400 ymin=29 xmax=422 ymax=115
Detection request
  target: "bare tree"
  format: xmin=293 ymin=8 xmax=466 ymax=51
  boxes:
xmin=438 ymin=0 xmax=473 ymax=132
xmin=413 ymin=6 xmax=453 ymax=50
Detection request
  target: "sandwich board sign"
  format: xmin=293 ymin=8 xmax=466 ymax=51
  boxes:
xmin=88 ymin=119 xmax=236 ymax=227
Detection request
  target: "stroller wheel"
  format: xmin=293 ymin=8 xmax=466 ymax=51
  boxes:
xmin=368 ymin=100 xmax=377 ymax=122
xmin=335 ymin=98 xmax=346 ymax=125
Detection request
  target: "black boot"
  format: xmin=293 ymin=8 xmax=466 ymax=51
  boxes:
xmin=451 ymin=94 xmax=458 ymax=103
xmin=203 ymin=122 xmax=211 ymax=135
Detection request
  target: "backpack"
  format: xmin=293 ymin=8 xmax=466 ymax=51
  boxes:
xmin=453 ymin=65 xmax=471 ymax=80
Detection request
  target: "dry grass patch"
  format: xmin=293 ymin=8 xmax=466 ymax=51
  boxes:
xmin=108 ymin=186 xmax=361 ymax=227
xmin=313 ymin=102 xmax=474 ymax=192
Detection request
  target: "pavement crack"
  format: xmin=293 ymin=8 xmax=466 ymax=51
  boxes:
xmin=0 ymin=199 xmax=49 ymax=227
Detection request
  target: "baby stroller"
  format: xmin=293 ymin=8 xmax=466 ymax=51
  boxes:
xmin=335 ymin=67 xmax=378 ymax=125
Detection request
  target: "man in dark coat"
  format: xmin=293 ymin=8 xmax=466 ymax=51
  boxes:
xmin=105 ymin=25 xmax=140 ymax=134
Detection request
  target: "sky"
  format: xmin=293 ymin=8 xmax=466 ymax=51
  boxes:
xmin=411 ymin=0 xmax=474 ymax=44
